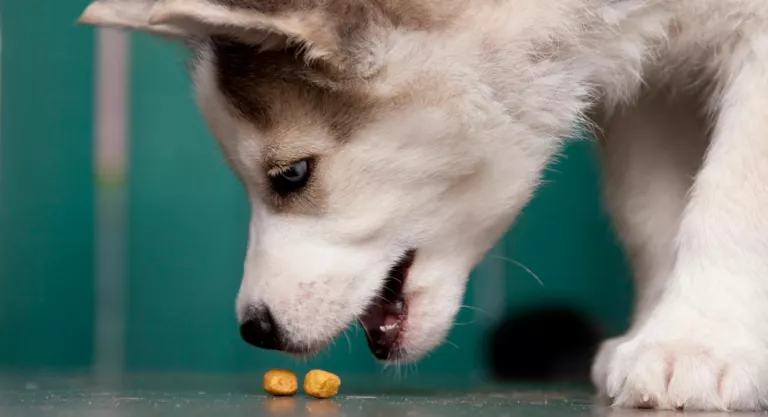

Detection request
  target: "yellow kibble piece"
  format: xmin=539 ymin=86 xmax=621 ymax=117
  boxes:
xmin=263 ymin=369 xmax=299 ymax=396
xmin=303 ymin=370 xmax=341 ymax=399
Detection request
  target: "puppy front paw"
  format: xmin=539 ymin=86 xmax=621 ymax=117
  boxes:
xmin=601 ymin=333 xmax=767 ymax=411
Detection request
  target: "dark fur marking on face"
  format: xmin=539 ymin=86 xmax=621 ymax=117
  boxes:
xmin=212 ymin=38 xmax=375 ymax=141
xmin=211 ymin=38 xmax=379 ymax=215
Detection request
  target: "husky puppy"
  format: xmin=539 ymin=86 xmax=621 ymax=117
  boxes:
xmin=79 ymin=0 xmax=768 ymax=410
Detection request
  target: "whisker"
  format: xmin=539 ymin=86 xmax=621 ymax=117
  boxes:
xmin=409 ymin=362 xmax=420 ymax=378
xmin=372 ymin=294 xmax=390 ymax=303
xmin=444 ymin=340 xmax=460 ymax=349
xmin=356 ymin=318 xmax=373 ymax=340
xmin=459 ymin=304 xmax=495 ymax=318
xmin=487 ymin=254 xmax=544 ymax=286
xmin=342 ymin=329 xmax=353 ymax=353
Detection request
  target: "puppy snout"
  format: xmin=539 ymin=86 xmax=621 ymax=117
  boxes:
xmin=240 ymin=305 xmax=284 ymax=351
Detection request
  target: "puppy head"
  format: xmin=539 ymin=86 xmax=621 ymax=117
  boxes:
xmin=79 ymin=0 xmax=556 ymax=361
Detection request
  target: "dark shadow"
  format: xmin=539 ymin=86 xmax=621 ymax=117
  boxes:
xmin=488 ymin=307 xmax=603 ymax=383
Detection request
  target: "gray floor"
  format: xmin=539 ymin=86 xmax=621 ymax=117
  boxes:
xmin=0 ymin=374 xmax=763 ymax=417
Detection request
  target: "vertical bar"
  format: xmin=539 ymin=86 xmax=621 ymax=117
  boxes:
xmin=93 ymin=27 xmax=128 ymax=382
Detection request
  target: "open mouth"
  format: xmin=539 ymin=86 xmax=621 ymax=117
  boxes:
xmin=358 ymin=249 xmax=417 ymax=360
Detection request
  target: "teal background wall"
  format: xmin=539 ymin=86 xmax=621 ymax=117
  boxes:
xmin=0 ymin=0 xmax=95 ymax=369
xmin=0 ymin=0 xmax=633 ymax=381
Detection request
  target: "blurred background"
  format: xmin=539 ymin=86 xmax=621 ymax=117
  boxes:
xmin=0 ymin=0 xmax=634 ymax=390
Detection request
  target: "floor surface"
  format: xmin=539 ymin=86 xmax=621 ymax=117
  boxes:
xmin=1 ymin=374 xmax=763 ymax=417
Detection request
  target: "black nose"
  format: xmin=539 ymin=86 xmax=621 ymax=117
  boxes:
xmin=240 ymin=306 xmax=284 ymax=350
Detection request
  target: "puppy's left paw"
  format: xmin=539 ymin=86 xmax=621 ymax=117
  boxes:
xmin=605 ymin=336 xmax=768 ymax=411
xmin=592 ymin=334 xmax=629 ymax=399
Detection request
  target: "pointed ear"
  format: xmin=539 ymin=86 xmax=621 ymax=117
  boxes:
xmin=77 ymin=0 xmax=188 ymax=37
xmin=77 ymin=0 xmax=386 ymax=76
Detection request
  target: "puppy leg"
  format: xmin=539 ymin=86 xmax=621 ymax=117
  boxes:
xmin=591 ymin=91 xmax=707 ymax=399
xmin=606 ymin=37 xmax=768 ymax=411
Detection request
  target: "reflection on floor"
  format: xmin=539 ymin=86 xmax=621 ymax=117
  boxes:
xmin=0 ymin=374 xmax=759 ymax=417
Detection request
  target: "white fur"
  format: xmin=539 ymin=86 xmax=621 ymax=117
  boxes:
xmin=79 ymin=0 xmax=768 ymax=410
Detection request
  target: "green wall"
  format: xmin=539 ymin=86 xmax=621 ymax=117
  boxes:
xmin=0 ymin=4 xmax=632 ymax=378
xmin=0 ymin=0 xmax=95 ymax=369
xmin=501 ymin=142 xmax=632 ymax=334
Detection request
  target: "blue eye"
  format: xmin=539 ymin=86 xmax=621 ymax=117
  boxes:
xmin=269 ymin=159 xmax=312 ymax=195
xmin=280 ymin=160 xmax=309 ymax=182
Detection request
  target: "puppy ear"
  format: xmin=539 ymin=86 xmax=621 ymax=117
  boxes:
xmin=77 ymin=0 xmax=188 ymax=37
xmin=77 ymin=0 xmax=386 ymax=75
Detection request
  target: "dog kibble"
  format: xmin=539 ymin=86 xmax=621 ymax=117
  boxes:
xmin=303 ymin=370 xmax=341 ymax=399
xmin=263 ymin=369 xmax=299 ymax=396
